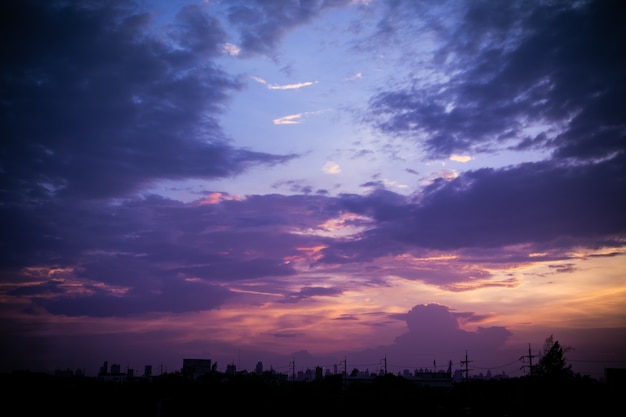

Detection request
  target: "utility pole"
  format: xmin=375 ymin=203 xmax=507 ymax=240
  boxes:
xmin=460 ymin=351 xmax=473 ymax=411
xmin=519 ymin=343 xmax=535 ymax=376
xmin=460 ymin=350 xmax=472 ymax=381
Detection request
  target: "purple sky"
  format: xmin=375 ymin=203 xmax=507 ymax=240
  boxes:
xmin=1 ymin=0 xmax=625 ymax=380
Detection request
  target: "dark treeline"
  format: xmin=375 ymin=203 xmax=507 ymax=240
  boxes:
xmin=3 ymin=368 xmax=624 ymax=416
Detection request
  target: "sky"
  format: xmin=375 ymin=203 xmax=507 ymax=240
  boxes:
xmin=1 ymin=0 xmax=625 ymax=380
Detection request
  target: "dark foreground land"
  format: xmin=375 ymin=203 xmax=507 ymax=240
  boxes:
xmin=3 ymin=370 xmax=624 ymax=416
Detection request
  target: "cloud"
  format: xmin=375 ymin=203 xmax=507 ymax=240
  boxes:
xmin=392 ymin=303 xmax=512 ymax=357
xmin=273 ymin=109 xmax=328 ymax=125
xmin=268 ymin=81 xmax=318 ymax=90
xmin=280 ymin=286 xmax=344 ymax=303
xmin=224 ymin=0 xmax=352 ymax=56
xmin=344 ymin=303 xmax=513 ymax=369
xmin=0 ymin=0 xmax=296 ymax=201
xmin=449 ymin=155 xmax=473 ymax=163
xmin=365 ymin=0 xmax=626 ymax=162
xmin=345 ymin=72 xmax=363 ymax=81
xmin=3 ymin=143 xmax=625 ymax=318
xmin=223 ymin=43 xmax=241 ymax=55
xmin=251 ymin=76 xmax=318 ymax=90
xmin=273 ymin=113 xmax=305 ymax=125
xmin=1 ymin=193 xmax=343 ymax=316
xmin=323 ymin=161 xmax=342 ymax=174
xmin=33 ymin=279 xmax=233 ymax=317
xmin=312 ymin=156 xmax=626 ymax=265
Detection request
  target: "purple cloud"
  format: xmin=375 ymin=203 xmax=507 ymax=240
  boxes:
xmin=366 ymin=0 xmax=626 ymax=161
xmin=314 ymin=156 xmax=626 ymax=265
xmin=33 ymin=278 xmax=232 ymax=317
xmin=0 ymin=0 xmax=296 ymax=202
xmin=280 ymin=285 xmax=344 ymax=303
xmin=224 ymin=0 xmax=352 ymax=56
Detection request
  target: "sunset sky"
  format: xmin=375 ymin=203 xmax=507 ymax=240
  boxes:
xmin=1 ymin=0 xmax=625 ymax=380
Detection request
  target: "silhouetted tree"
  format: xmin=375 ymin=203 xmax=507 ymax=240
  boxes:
xmin=534 ymin=334 xmax=574 ymax=379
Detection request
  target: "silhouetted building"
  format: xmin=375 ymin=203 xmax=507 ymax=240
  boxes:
xmin=97 ymin=361 xmax=128 ymax=382
xmin=315 ymin=366 xmax=323 ymax=382
xmin=256 ymin=361 xmax=263 ymax=374
xmin=182 ymin=358 xmax=212 ymax=379
xmin=99 ymin=361 xmax=108 ymax=375
xmin=226 ymin=363 xmax=237 ymax=374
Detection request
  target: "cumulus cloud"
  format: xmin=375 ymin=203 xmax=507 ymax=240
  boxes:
xmin=346 ymin=303 xmax=513 ymax=369
xmin=396 ymin=304 xmax=512 ymax=349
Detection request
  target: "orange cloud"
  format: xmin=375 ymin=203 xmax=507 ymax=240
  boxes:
xmin=193 ymin=192 xmax=241 ymax=206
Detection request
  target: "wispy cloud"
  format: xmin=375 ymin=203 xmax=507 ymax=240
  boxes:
xmin=449 ymin=154 xmax=473 ymax=163
xmin=251 ymin=76 xmax=318 ymax=90
xmin=273 ymin=109 xmax=328 ymax=125
xmin=222 ymin=43 xmax=241 ymax=56
xmin=273 ymin=113 xmax=304 ymax=125
xmin=345 ymin=72 xmax=363 ymax=81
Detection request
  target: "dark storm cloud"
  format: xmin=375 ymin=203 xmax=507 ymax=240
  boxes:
xmin=224 ymin=0 xmax=351 ymax=56
xmin=0 ymin=0 xmax=295 ymax=202
xmin=3 ymin=193 xmax=342 ymax=316
xmin=403 ymin=156 xmax=626 ymax=250
xmin=3 ymin=192 xmax=339 ymax=271
xmin=33 ymin=279 xmax=231 ymax=317
xmin=8 ymin=280 xmax=65 ymax=297
xmin=317 ymin=154 xmax=626 ymax=263
xmin=281 ymin=285 xmax=344 ymax=303
xmin=367 ymin=0 xmax=626 ymax=160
